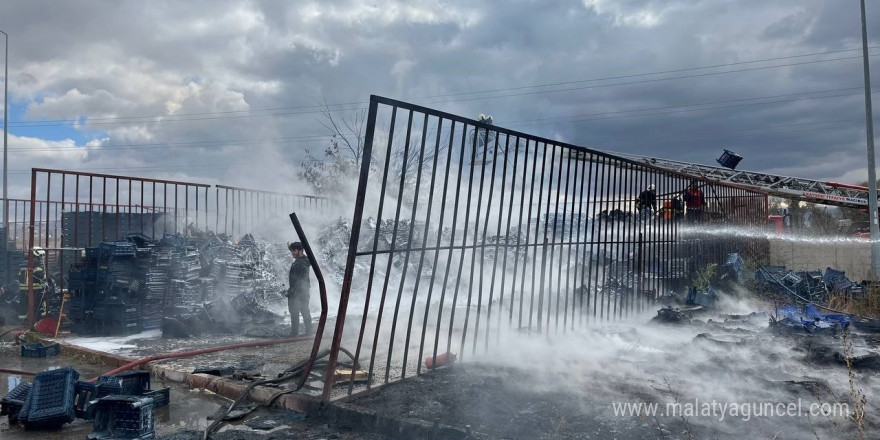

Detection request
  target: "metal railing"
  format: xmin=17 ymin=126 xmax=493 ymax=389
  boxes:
xmin=16 ymin=168 xmax=327 ymax=325
xmin=323 ymin=95 xmax=769 ymax=401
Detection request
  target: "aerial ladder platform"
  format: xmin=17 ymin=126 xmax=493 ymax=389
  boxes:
xmin=604 ymin=151 xmax=871 ymax=210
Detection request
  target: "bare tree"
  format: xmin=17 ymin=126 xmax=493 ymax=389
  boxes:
xmin=298 ymin=99 xmax=368 ymax=194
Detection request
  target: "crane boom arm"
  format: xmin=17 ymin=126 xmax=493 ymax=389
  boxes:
xmin=608 ymin=152 xmax=870 ymax=209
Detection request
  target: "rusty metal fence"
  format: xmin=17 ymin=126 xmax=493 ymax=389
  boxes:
xmin=2 ymin=169 xmax=327 ymax=324
xmin=323 ymin=95 xmax=768 ymax=400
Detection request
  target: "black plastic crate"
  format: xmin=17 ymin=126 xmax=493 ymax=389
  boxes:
xmin=98 ymin=371 xmax=150 ymax=395
xmin=18 ymin=366 xmax=79 ymax=428
xmin=89 ymin=395 xmax=155 ymax=440
xmin=20 ymin=342 xmax=61 ymax=358
xmin=99 ymin=241 xmax=137 ymax=258
xmin=1 ymin=381 xmax=32 ymax=424
xmin=142 ymin=388 xmax=169 ymax=409
xmin=74 ymin=381 xmax=123 ymax=419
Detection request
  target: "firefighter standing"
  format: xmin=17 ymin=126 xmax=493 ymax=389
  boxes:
xmin=683 ymin=180 xmax=704 ymax=222
xmin=637 ymin=184 xmax=657 ymax=217
xmin=287 ymin=242 xmax=313 ymax=336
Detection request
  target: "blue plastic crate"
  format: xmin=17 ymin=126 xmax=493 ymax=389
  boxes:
xmin=18 ymin=366 xmax=79 ymax=428
xmin=74 ymin=381 xmax=122 ymax=419
xmin=1 ymin=381 xmax=32 ymax=423
xmin=20 ymin=342 xmax=61 ymax=358
xmin=89 ymin=395 xmax=155 ymax=440
xmin=99 ymin=371 xmax=150 ymax=396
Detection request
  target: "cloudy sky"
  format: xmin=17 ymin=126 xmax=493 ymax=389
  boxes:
xmin=0 ymin=0 xmax=878 ymax=198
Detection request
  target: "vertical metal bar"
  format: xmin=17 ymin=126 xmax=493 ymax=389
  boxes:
xmin=323 ymin=97 xmax=378 ymax=402
xmin=417 ymin=118 xmax=455 ymax=376
xmin=186 ymin=185 xmax=190 ymax=235
xmin=516 ymin=139 xmax=536 ymax=329
xmin=553 ymin=145 xmax=568 ymax=332
xmin=139 ymin=181 xmax=143 ymax=237
xmin=112 ymin=178 xmax=118 ymax=240
xmin=386 ymin=111 xmax=424 ymax=381
xmin=59 ymin=176 xmax=66 ymax=284
xmin=590 ymin=156 xmax=611 ymax=321
xmin=622 ymin=163 xmax=633 ymax=318
xmin=88 ymin=176 xmax=93 ymax=246
xmin=498 ymin=135 xmax=521 ymax=333
xmin=576 ymin=152 xmax=591 ymax=326
xmin=369 ymin=108 xmax=414 ymax=385
xmin=127 ymin=180 xmax=132 ymax=235
xmin=174 ymin=184 xmax=179 ymax=235
xmin=432 ymin=122 xmax=469 ymax=368
xmin=45 ymin=174 xmax=51 ymax=248
xmin=446 ymin=120 xmax=481 ymax=357
xmin=151 ymin=182 xmax=156 ymax=239
xmin=101 ymin=177 xmax=106 ymax=242
xmin=26 ymin=170 xmax=37 ymax=326
xmin=563 ymin=150 xmax=577 ymax=330
xmin=488 ymin=134 xmax=512 ymax=347
xmin=525 ymin=141 xmax=544 ymax=330
xmin=462 ymin=123 xmax=494 ymax=355
xmin=531 ymin=141 xmax=550 ymax=331
xmin=73 ymin=177 xmax=79 ymax=248
xmin=407 ymin=116 xmax=444 ymax=376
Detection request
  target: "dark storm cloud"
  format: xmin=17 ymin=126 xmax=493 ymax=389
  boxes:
xmin=0 ymin=0 xmax=878 ymax=191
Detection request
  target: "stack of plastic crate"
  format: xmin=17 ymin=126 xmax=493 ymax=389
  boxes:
xmin=17 ymin=367 xmax=79 ymax=429
xmin=141 ymin=269 xmax=166 ymax=331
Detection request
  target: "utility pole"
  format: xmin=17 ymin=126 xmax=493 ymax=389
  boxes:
xmin=860 ymin=0 xmax=880 ymax=277
xmin=1 ymin=29 xmax=7 ymax=235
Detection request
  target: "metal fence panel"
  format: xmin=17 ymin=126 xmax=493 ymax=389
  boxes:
xmin=324 ymin=95 xmax=769 ymax=401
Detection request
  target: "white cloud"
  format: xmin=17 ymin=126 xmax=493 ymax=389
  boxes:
xmin=0 ymin=0 xmax=873 ymax=195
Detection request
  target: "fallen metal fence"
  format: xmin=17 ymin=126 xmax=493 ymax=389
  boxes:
xmin=16 ymin=168 xmax=327 ymax=325
xmin=324 ymin=95 xmax=769 ymax=401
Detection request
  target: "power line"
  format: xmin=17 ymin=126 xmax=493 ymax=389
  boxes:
xmin=501 ymin=87 xmax=867 ymax=126
xmin=8 ymin=87 xmax=877 ymax=153
xmin=417 ymin=54 xmax=877 ymax=106
xmin=409 ymin=46 xmax=879 ymax=100
xmin=7 ymin=49 xmax=879 ymax=128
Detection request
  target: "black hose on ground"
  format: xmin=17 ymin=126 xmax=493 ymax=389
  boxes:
xmin=201 ymin=346 xmax=360 ymax=440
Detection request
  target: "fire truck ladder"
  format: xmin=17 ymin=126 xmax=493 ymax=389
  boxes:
xmin=607 ymin=152 xmax=871 ymax=210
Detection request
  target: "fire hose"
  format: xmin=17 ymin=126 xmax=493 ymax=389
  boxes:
xmin=89 ymin=336 xmax=314 ymax=381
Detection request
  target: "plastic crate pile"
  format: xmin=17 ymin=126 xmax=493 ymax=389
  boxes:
xmin=76 ymin=371 xmax=169 ymax=438
xmin=1 ymin=367 xmax=170 ymax=436
xmin=64 ymin=227 xmax=290 ymax=337
xmin=755 ymin=265 xmax=866 ymax=304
